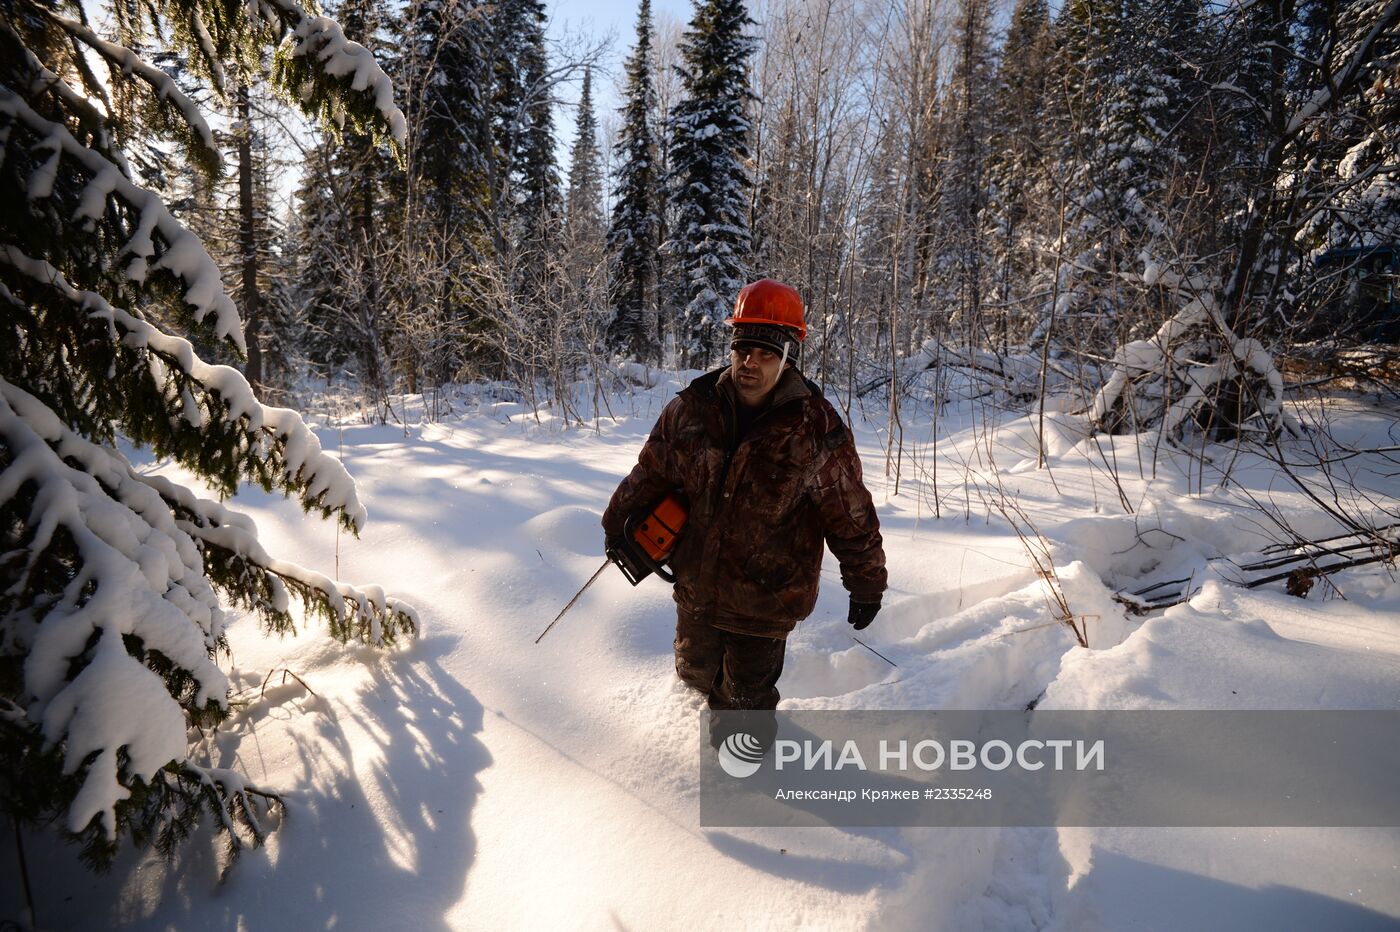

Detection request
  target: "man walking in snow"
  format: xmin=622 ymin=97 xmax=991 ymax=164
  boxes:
xmin=603 ymin=279 xmax=887 ymax=719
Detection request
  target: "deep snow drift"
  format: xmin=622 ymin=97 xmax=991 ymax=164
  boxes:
xmin=4 ymin=372 xmax=1399 ymax=930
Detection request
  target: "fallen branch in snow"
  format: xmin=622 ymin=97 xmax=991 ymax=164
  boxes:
xmin=1114 ymin=523 xmax=1400 ymax=611
xmin=1279 ymin=347 xmax=1400 ymax=396
xmin=857 ymin=337 xmax=1060 ymax=401
xmin=1243 ymin=549 xmax=1400 ymax=595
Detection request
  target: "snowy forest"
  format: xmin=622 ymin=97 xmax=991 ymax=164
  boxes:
xmin=184 ymin=0 xmax=1399 ymax=432
xmin=3 ymin=0 xmax=1400 ymax=926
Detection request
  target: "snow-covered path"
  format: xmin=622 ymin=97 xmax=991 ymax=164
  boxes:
xmin=7 ymin=382 xmax=1400 ymax=930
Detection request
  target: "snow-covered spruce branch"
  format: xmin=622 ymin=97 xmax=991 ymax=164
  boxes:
xmin=2 ymin=248 xmax=419 ymax=638
xmin=0 ymin=380 xmax=229 ymax=840
xmin=260 ymin=0 xmax=407 ymax=145
xmin=181 ymin=763 xmax=283 ymax=850
xmin=2 ymin=21 xmax=127 ymax=175
xmin=45 ymin=11 xmax=221 ymax=166
xmin=0 ymin=375 xmax=416 ymax=842
xmin=2 ymin=246 xmax=365 ymax=528
xmin=186 ymin=9 xmax=228 ymax=94
xmin=141 ymin=470 xmax=419 ymax=644
xmin=0 ymin=88 xmax=244 ymax=349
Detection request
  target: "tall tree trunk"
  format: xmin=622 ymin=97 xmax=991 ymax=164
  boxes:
xmin=238 ymin=84 xmax=263 ymax=393
xmin=358 ymin=158 xmax=379 ymax=332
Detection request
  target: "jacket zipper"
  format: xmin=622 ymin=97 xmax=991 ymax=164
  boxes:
xmin=704 ymin=382 xmax=807 ymax=619
xmin=716 ymin=392 xmax=797 ymax=514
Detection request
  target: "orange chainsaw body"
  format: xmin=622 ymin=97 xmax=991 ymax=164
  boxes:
xmin=613 ymin=492 xmax=688 ymax=585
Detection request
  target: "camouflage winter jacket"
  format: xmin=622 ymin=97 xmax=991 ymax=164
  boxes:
xmin=603 ymin=367 xmax=887 ymax=638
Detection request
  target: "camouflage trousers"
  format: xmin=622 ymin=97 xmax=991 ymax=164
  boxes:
xmin=674 ymin=609 xmax=786 ymax=711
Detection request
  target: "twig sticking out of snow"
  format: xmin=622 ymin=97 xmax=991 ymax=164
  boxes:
xmin=993 ymin=496 xmax=1090 ymax=648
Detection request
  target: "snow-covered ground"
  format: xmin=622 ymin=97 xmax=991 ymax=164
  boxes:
xmin=6 ymin=373 xmax=1400 ymax=930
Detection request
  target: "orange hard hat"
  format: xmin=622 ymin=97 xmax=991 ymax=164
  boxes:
xmin=725 ymin=279 xmax=807 ymax=341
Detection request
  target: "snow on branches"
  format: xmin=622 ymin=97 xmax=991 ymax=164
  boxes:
xmin=1 ymin=0 xmax=415 ymax=866
xmin=0 ymin=250 xmax=416 ymax=850
xmin=1091 ymin=266 xmax=1289 ymax=441
xmin=47 ymin=12 xmax=222 ymax=166
xmin=265 ymin=0 xmax=408 ymax=146
xmin=1 ymin=88 xmax=244 ymax=350
xmin=2 ymin=245 xmax=418 ymax=619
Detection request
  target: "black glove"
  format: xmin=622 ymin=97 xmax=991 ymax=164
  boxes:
xmin=605 ymin=531 xmax=623 ymax=556
xmin=848 ymin=596 xmax=881 ymax=631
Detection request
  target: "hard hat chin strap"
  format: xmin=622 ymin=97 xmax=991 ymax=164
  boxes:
xmin=780 ymin=341 xmax=790 ymax=370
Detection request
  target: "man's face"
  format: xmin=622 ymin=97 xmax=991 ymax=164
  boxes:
xmin=731 ymin=343 xmax=784 ymax=407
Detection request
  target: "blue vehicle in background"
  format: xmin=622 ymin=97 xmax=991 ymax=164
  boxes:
xmin=1313 ymin=245 xmax=1400 ymax=342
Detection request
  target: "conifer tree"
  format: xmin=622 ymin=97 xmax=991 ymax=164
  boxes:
xmin=1053 ymin=0 xmax=1132 ymax=349
xmin=1088 ymin=0 xmax=1400 ymax=437
xmin=329 ymin=0 xmax=394 ymax=387
xmin=987 ymin=0 xmax=1054 ymax=342
xmin=1297 ymin=1 xmax=1400 ymax=284
xmin=942 ymin=0 xmax=997 ymax=347
xmin=296 ymin=137 xmax=376 ymax=381
xmin=490 ymin=0 xmax=561 ymax=289
xmin=665 ymin=0 xmax=758 ymax=366
xmin=398 ymin=0 xmax=496 ymax=385
xmin=0 ymin=0 xmax=415 ymax=867
xmin=224 ymin=0 xmax=393 ymax=394
xmin=1052 ymin=0 xmax=1203 ymax=349
xmin=482 ymin=0 xmax=567 ymax=394
xmin=516 ymin=4 xmax=562 ymax=266
xmin=605 ymin=0 xmax=663 ymax=363
xmin=565 ymin=68 xmax=606 ymax=306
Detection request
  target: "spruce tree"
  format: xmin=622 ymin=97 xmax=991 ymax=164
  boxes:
xmin=942 ymin=0 xmax=997 ymax=348
xmin=1086 ymin=0 xmax=1400 ymax=437
xmin=1296 ymin=1 xmax=1400 ymax=290
xmin=665 ymin=0 xmax=758 ymax=367
xmin=329 ymin=0 xmax=395 ymax=389
xmin=1053 ymin=0 xmax=1203 ymax=350
xmin=398 ymin=0 xmax=495 ymax=385
xmin=490 ymin=0 xmax=561 ymax=292
xmin=517 ymin=3 xmax=562 ymax=267
xmin=986 ymin=0 xmax=1054 ymax=343
xmin=0 ymin=0 xmax=415 ymax=867
xmin=296 ymin=137 xmax=373 ymax=381
xmin=1178 ymin=0 xmax=1400 ymax=336
xmin=605 ymin=0 xmax=663 ymax=363
xmin=565 ymin=68 xmax=606 ymax=306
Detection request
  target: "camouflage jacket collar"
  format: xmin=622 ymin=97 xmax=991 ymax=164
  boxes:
xmin=687 ymin=365 xmax=815 ymax=412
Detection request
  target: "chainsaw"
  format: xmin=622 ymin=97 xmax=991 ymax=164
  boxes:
xmin=534 ymin=492 xmax=688 ymax=643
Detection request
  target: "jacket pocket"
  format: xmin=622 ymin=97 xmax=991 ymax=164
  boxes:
xmin=741 ymin=549 xmax=799 ymax=607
